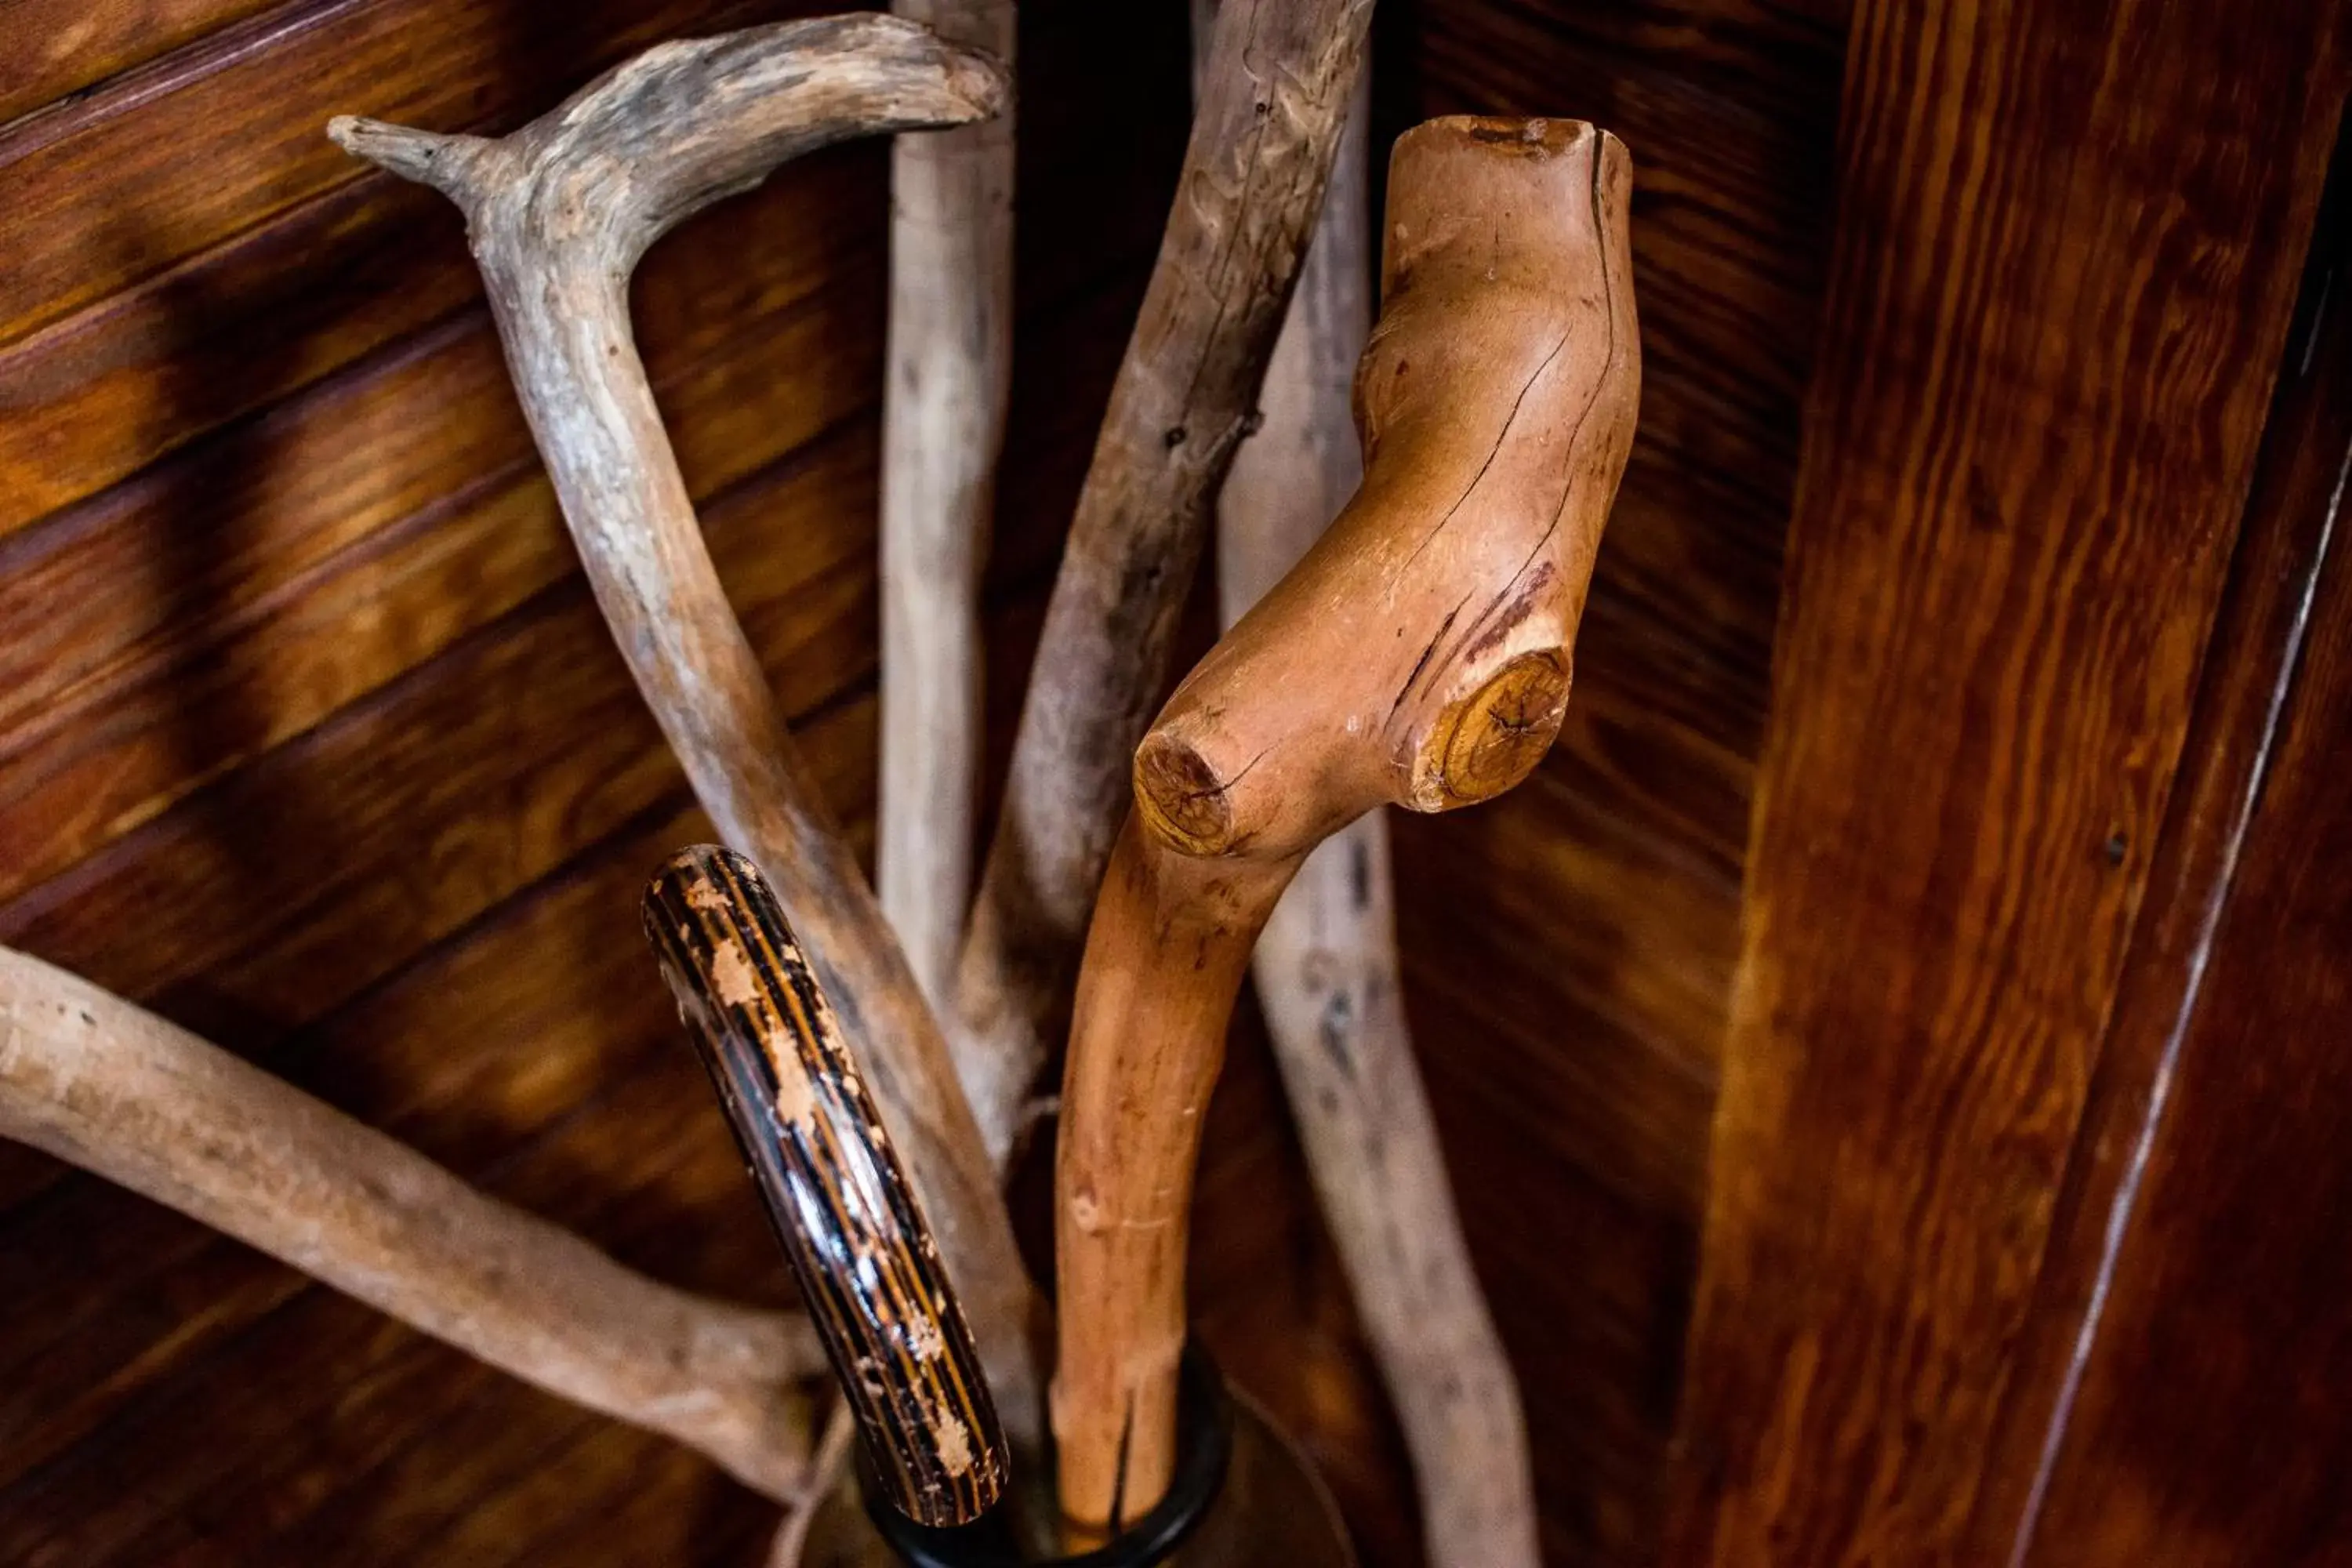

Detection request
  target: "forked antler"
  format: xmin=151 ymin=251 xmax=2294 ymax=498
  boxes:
xmin=1053 ymin=116 xmax=1641 ymax=1532
xmin=0 ymin=944 xmax=826 ymax=1498
xmin=331 ymin=15 xmax=1044 ymax=1453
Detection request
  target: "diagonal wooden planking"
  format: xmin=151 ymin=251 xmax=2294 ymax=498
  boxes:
xmin=1663 ymin=1 xmax=2348 ymax=1563
xmin=0 ymin=243 xmax=881 ymax=906
xmin=0 ymin=0 xmax=804 ymax=350
xmin=0 ymin=143 xmax=880 ymax=543
xmin=0 ymin=0 xmax=281 ymax=122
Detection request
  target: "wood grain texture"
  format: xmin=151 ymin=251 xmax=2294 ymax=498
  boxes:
xmin=0 ymin=0 xmax=280 ymax=122
xmin=646 ymin=847 xmax=1007 ymax=1527
xmin=1967 ymin=128 xmax=2352 ymax=1568
xmin=1374 ymin=2 xmax=1848 ymax=1558
xmin=1207 ymin=36 xmax=1536 ymax=1567
xmin=1055 ymin=113 xmax=1638 ymax=1534
xmin=0 ymin=0 xmax=796 ymax=354
xmin=0 ymin=6 xmax=1240 ymax=1556
xmin=1662 ymin=1 xmax=2349 ymax=1563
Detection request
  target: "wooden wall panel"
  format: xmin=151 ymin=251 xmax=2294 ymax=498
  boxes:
xmin=1965 ymin=127 xmax=2352 ymax=1568
xmin=1661 ymin=1 xmax=2347 ymax=1563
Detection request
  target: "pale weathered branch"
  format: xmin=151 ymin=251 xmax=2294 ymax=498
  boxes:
xmin=0 ymin=943 xmax=823 ymax=1499
xmin=1210 ymin=40 xmax=1542 ymax=1568
xmin=1054 ymin=116 xmax=1641 ymax=1531
xmin=766 ymin=1406 xmax=858 ymax=1568
xmin=329 ymin=15 xmax=1045 ymax=1455
xmin=949 ymin=0 xmax=1379 ymax=1167
xmin=877 ymin=0 xmax=1017 ymax=1013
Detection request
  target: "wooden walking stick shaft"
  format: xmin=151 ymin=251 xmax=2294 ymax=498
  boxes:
xmin=879 ymin=0 xmax=1017 ymax=1014
xmin=331 ymin=16 xmax=1046 ymax=1455
xmin=1054 ymin=116 xmax=1639 ymax=1532
xmin=647 ymin=847 xmax=1009 ymax=1528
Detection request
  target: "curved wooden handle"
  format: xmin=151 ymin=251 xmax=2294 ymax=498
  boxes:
xmin=1054 ymin=115 xmax=1639 ymax=1532
xmin=644 ymin=846 xmax=1008 ymax=1528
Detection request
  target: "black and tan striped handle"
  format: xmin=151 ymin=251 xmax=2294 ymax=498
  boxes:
xmin=642 ymin=845 xmax=1008 ymax=1527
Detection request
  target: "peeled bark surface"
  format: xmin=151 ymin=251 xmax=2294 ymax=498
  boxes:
xmin=1214 ymin=68 xmax=1541 ymax=1568
xmin=878 ymin=0 xmax=1016 ymax=1012
xmin=0 ymin=944 xmax=825 ymax=1500
xmin=1054 ymin=115 xmax=1640 ymax=1533
xmin=949 ymin=0 xmax=1379 ymax=1168
xmin=329 ymin=15 xmax=1044 ymax=1456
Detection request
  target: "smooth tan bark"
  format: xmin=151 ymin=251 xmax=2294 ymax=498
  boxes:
xmin=1054 ymin=115 xmax=1641 ymax=1532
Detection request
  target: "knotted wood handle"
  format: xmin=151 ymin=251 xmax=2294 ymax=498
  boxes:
xmin=1053 ymin=115 xmax=1640 ymax=1533
xmin=644 ymin=845 xmax=1009 ymax=1528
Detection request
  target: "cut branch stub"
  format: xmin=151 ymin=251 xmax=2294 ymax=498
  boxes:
xmin=1208 ymin=40 xmax=1544 ymax=1564
xmin=329 ymin=15 xmax=1044 ymax=1464
xmin=1054 ymin=114 xmax=1639 ymax=1533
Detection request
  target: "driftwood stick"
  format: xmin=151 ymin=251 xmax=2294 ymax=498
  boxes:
xmin=949 ymin=0 xmax=1378 ymax=1167
xmin=877 ymin=0 xmax=1017 ymax=1012
xmin=0 ymin=944 xmax=824 ymax=1499
xmin=329 ymin=16 xmax=1044 ymax=1455
xmin=1054 ymin=116 xmax=1641 ymax=1531
xmin=766 ymin=1406 xmax=859 ymax=1568
xmin=1209 ymin=41 xmax=1541 ymax=1568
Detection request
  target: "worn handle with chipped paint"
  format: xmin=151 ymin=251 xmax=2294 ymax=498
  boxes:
xmin=644 ymin=845 xmax=1008 ymax=1527
xmin=1053 ymin=114 xmax=1639 ymax=1533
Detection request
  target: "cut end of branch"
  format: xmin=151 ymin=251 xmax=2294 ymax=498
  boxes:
xmin=1133 ymin=732 xmax=1240 ymax=856
xmin=326 ymin=115 xmax=498 ymax=204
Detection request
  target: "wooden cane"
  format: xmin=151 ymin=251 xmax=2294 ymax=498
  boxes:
xmin=646 ymin=845 xmax=1011 ymax=1529
xmin=1051 ymin=115 xmax=1641 ymax=1534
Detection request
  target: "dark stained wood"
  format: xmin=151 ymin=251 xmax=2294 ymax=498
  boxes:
xmin=1661 ymin=1 xmax=2348 ymax=1563
xmin=0 ymin=0 xmax=281 ymax=122
xmin=0 ymin=0 xmax=797 ymax=350
xmin=1964 ymin=124 xmax=2352 ymax=1568
xmin=0 ymin=233 xmax=881 ymax=905
xmin=0 ymin=143 xmax=877 ymax=542
xmin=2014 ymin=535 xmax=2352 ymax=1559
